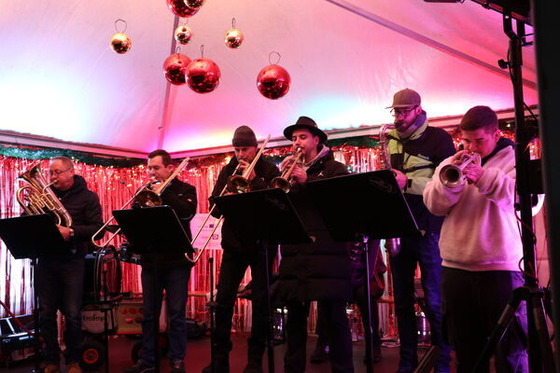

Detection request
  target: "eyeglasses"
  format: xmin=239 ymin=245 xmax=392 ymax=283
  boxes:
xmin=390 ymin=105 xmax=418 ymax=117
xmin=49 ymin=167 xmax=72 ymax=176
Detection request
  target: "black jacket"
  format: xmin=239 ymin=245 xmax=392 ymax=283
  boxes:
xmin=277 ymin=147 xmax=354 ymax=303
xmin=51 ymin=175 xmax=103 ymax=258
xmin=140 ymin=178 xmax=197 ymax=269
xmin=209 ymin=156 xmax=280 ymax=252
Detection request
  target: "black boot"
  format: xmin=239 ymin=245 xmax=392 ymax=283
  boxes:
xmin=243 ymin=343 xmax=264 ymax=373
xmin=309 ymin=339 xmax=329 ymax=364
xmin=201 ymin=350 xmax=229 ymax=373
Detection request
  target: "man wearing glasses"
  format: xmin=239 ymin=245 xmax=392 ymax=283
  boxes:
xmin=38 ymin=156 xmax=103 ymax=373
xmin=384 ymin=89 xmax=455 ymax=372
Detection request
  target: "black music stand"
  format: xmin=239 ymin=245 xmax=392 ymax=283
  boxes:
xmin=215 ymin=188 xmax=312 ymax=373
xmin=308 ymin=170 xmax=420 ymax=373
xmin=113 ymin=206 xmax=194 ymax=373
xmin=0 ymin=214 xmax=66 ymax=372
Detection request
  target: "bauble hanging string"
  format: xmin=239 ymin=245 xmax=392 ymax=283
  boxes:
xmin=225 ymin=18 xmax=244 ymax=49
xmin=166 ymin=0 xmax=199 ymax=18
xmin=163 ymin=47 xmax=192 ymax=85
xmin=256 ymin=51 xmax=291 ymax=99
xmin=110 ymin=19 xmax=132 ymax=54
xmin=174 ymin=20 xmax=194 ymax=45
xmin=186 ymin=45 xmax=221 ymax=94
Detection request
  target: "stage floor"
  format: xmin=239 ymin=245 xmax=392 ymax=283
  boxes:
xmin=2 ymin=333 xmax=450 ymax=372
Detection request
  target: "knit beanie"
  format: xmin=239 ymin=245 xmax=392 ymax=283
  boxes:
xmin=232 ymin=126 xmax=257 ymax=147
xmin=460 ymin=106 xmax=498 ymax=131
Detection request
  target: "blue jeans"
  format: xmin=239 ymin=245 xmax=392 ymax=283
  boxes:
xmin=213 ymin=246 xmax=276 ymax=356
xmin=390 ymin=233 xmax=450 ymax=372
xmin=442 ymin=268 xmax=528 ymax=373
xmin=139 ymin=264 xmax=191 ymax=364
xmin=36 ymin=255 xmax=85 ymax=364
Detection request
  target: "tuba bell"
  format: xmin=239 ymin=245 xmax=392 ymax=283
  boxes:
xmin=16 ymin=161 xmax=73 ymax=227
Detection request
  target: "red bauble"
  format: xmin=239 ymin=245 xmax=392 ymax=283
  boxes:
xmin=166 ymin=0 xmax=199 ymax=17
xmin=186 ymin=58 xmax=221 ymax=94
xmin=256 ymin=64 xmax=291 ymax=99
xmin=163 ymin=53 xmax=192 ymax=85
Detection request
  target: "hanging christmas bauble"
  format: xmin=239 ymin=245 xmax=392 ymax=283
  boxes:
xmin=225 ymin=28 xmax=244 ymax=49
xmin=256 ymin=64 xmax=291 ymax=99
xmin=163 ymin=53 xmax=192 ymax=85
xmin=185 ymin=0 xmax=205 ymax=8
xmin=186 ymin=58 xmax=221 ymax=94
xmin=174 ymin=25 xmax=193 ymax=45
xmin=110 ymin=32 xmax=132 ymax=54
xmin=166 ymin=0 xmax=199 ymax=17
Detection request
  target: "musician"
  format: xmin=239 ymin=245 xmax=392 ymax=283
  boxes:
xmin=276 ymin=116 xmax=354 ymax=373
xmin=125 ymin=149 xmax=197 ymax=373
xmin=424 ymin=106 xmax=528 ymax=372
xmin=201 ymin=126 xmax=280 ymax=373
xmin=36 ymin=156 xmax=102 ymax=373
xmin=384 ymin=89 xmax=455 ymax=373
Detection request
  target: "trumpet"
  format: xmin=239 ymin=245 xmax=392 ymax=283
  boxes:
xmin=226 ymin=135 xmax=271 ymax=193
xmin=270 ymin=147 xmax=303 ymax=192
xmin=92 ymin=157 xmax=190 ymax=248
xmin=439 ymin=152 xmax=481 ymax=188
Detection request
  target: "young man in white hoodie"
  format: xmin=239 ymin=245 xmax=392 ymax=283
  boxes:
xmin=423 ymin=106 xmax=528 ymax=373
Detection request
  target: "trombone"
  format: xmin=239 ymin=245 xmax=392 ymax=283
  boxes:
xmin=92 ymin=157 xmax=190 ymax=248
xmin=188 ymin=135 xmax=270 ymax=263
xmin=270 ymin=147 xmax=303 ymax=192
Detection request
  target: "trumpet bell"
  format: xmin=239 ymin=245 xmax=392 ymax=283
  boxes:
xmin=270 ymin=176 xmax=291 ymax=193
xmin=439 ymin=164 xmax=464 ymax=188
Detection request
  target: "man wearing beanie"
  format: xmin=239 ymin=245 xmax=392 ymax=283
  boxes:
xmin=424 ymin=106 xmax=528 ymax=372
xmin=202 ymin=125 xmax=280 ymax=373
xmin=384 ymin=89 xmax=455 ymax=373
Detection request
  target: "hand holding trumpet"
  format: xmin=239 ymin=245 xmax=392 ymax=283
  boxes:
xmin=444 ymin=150 xmax=483 ymax=186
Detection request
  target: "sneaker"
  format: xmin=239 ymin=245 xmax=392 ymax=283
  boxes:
xmin=124 ymin=360 xmax=155 ymax=373
xmin=66 ymin=362 xmax=82 ymax=373
xmin=171 ymin=359 xmax=185 ymax=373
xmin=42 ymin=364 xmax=60 ymax=373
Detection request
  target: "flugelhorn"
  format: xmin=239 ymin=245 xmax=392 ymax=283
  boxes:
xmin=226 ymin=135 xmax=271 ymax=193
xmin=16 ymin=161 xmax=73 ymax=227
xmin=91 ymin=157 xmax=190 ymax=248
xmin=439 ymin=152 xmax=481 ymax=188
xmin=270 ymin=147 xmax=303 ymax=192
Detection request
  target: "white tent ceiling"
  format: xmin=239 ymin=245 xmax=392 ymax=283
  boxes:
xmin=0 ymin=0 xmax=537 ymax=156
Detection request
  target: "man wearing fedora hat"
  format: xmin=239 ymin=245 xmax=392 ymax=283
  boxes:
xmin=276 ymin=116 xmax=354 ymax=373
xmin=384 ymin=89 xmax=455 ymax=373
xmin=201 ymin=125 xmax=280 ymax=373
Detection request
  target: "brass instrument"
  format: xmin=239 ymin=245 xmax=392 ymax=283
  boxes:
xmin=270 ymin=147 xmax=303 ymax=192
xmin=439 ymin=152 xmax=481 ymax=188
xmin=226 ymin=135 xmax=271 ymax=193
xmin=91 ymin=157 xmax=190 ymax=248
xmin=16 ymin=161 xmax=73 ymax=227
xmin=378 ymin=123 xmax=396 ymax=170
xmin=189 ymin=135 xmax=271 ymax=263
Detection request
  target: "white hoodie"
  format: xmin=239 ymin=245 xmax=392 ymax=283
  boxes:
xmin=423 ymin=144 xmax=523 ymax=271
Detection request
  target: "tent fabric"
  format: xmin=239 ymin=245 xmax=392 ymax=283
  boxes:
xmin=0 ymin=0 xmax=537 ymax=154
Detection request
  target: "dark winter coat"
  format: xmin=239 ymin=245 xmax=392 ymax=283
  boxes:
xmin=51 ymin=174 xmax=103 ymax=258
xmin=209 ymin=156 xmax=280 ymax=252
xmin=277 ymin=147 xmax=354 ymax=303
xmin=140 ymin=178 xmax=197 ymax=269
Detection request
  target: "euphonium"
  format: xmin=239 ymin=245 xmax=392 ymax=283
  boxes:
xmin=270 ymin=147 xmax=303 ymax=192
xmin=439 ymin=152 xmax=481 ymax=188
xmin=16 ymin=161 xmax=73 ymax=227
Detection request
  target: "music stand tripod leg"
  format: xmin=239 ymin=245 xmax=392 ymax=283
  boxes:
xmin=360 ymin=235 xmax=375 ymax=373
xmin=206 ymin=257 xmax=217 ymax=373
xmin=262 ymin=241 xmax=275 ymax=373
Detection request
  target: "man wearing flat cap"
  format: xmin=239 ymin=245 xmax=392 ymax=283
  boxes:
xmin=424 ymin=106 xmax=528 ymax=372
xmin=276 ymin=116 xmax=354 ymax=373
xmin=384 ymin=88 xmax=455 ymax=373
xmin=202 ymin=125 xmax=280 ymax=373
